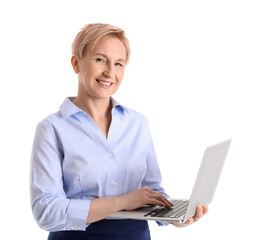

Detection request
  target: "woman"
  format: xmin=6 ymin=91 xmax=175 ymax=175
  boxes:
xmin=30 ymin=23 xmax=208 ymax=240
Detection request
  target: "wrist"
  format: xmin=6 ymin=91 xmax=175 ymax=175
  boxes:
xmin=170 ymin=222 xmax=190 ymax=228
xmin=115 ymin=195 xmax=126 ymax=212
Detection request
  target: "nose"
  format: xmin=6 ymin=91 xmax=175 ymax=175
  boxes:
xmin=103 ymin=63 xmax=115 ymax=78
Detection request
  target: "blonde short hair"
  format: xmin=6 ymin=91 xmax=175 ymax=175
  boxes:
xmin=72 ymin=23 xmax=130 ymax=63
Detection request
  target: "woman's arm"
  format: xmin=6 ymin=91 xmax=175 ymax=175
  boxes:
xmin=86 ymin=186 xmax=173 ymax=223
xmin=31 ymin=121 xmax=91 ymax=231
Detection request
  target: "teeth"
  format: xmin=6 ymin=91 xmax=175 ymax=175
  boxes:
xmin=97 ymin=80 xmax=112 ymax=86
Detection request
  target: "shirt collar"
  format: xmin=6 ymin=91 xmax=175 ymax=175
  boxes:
xmin=59 ymin=97 xmax=128 ymax=120
xmin=111 ymin=97 xmax=129 ymax=114
xmin=59 ymin=97 xmax=82 ymax=119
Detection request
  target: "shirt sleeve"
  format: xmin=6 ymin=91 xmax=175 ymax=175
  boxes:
xmin=141 ymin=130 xmax=169 ymax=197
xmin=141 ymin=121 xmax=170 ymax=227
xmin=30 ymin=121 xmax=91 ymax=231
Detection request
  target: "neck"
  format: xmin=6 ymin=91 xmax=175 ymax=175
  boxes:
xmin=73 ymin=95 xmax=112 ymax=121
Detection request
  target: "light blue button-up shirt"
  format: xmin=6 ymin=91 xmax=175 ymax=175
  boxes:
xmin=30 ymin=97 xmax=168 ymax=232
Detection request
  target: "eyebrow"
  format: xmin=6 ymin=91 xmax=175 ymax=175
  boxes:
xmin=94 ymin=53 xmax=125 ymax=62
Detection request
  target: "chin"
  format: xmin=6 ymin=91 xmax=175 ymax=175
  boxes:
xmin=96 ymin=90 xmax=117 ymax=99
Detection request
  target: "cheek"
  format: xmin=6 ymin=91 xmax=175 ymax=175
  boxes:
xmin=78 ymin=72 xmax=90 ymax=87
xmin=79 ymin=65 xmax=98 ymax=85
xmin=116 ymin=70 xmax=125 ymax=83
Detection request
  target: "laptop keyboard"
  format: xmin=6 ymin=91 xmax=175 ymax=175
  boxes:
xmin=144 ymin=200 xmax=189 ymax=218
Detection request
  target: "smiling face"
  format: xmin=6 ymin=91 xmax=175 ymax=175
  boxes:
xmin=72 ymin=36 xmax=127 ymax=102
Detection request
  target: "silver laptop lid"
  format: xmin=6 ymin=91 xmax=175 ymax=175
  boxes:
xmin=183 ymin=139 xmax=232 ymax=222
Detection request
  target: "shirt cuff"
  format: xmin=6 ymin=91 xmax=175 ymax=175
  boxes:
xmin=156 ymin=221 xmax=169 ymax=227
xmin=66 ymin=199 xmax=92 ymax=231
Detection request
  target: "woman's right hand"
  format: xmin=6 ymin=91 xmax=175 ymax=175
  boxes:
xmin=87 ymin=186 xmax=173 ymax=224
xmin=118 ymin=186 xmax=173 ymax=211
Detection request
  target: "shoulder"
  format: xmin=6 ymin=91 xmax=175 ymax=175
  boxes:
xmin=113 ymin=98 xmax=147 ymax=122
xmin=122 ymin=105 xmax=149 ymax=123
xmin=120 ymin=106 xmax=151 ymax=134
xmin=36 ymin=111 xmax=63 ymax=132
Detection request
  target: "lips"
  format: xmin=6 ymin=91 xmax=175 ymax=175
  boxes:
xmin=96 ymin=79 xmax=113 ymax=87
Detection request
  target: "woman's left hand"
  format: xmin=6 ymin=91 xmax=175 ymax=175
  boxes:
xmin=171 ymin=205 xmax=208 ymax=228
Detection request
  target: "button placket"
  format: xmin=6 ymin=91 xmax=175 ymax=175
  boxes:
xmin=104 ymin=139 xmax=120 ymax=195
xmin=112 ymin=180 xmax=117 ymax=186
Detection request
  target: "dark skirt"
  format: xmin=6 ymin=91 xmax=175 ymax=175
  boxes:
xmin=48 ymin=219 xmax=151 ymax=240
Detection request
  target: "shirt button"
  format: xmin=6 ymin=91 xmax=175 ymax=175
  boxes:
xmin=112 ymin=181 xmax=117 ymax=186
xmin=70 ymin=225 xmax=75 ymax=230
xmin=109 ymin=153 xmax=114 ymax=158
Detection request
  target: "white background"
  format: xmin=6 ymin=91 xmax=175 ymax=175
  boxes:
xmin=0 ymin=0 xmax=259 ymax=239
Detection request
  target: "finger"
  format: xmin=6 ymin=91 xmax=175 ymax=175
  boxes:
xmin=158 ymin=196 xmax=173 ymax=208
xmin=194 ymin=205 xmax=204 ymax=219
xmin=187 ymin=218 xmax=194 ymax=224
xmin=143 ymin=186 xmax=173 ymax=208
xmin=149 ymin=193 xmax=173 ymax=208
xmin=154 ymin=194 xmax=173 ymax=207
xmin=143 ymin=187 xmax=171 ymax=201
xmin=145 ymin=188 xmax=167 ymax=201
xmin=148 ymin=193 xmax=167 ymax=205
xmin=165 ymin=198 xmax=174 ymax=207
xmin=147 ymin=198 xmax=167 ymax=207
xmin=203 ymin=205 xmax=208 ymax=214
xmin=146 ymin=189 xmax=169 ymax=200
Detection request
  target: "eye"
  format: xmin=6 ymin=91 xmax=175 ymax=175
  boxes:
xmin=96 ymin=58 xmax=105 ymax=63
xmin=115 ymin=62 xmax=123 ymax=67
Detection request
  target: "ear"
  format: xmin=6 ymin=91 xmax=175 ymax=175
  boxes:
xmin=71 ymin=56 xmax=80 ymax=74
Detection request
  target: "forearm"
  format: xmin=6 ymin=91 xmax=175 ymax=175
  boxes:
xmin=86 ymin=196 xmax=124 ymax=224
xmin=86 ymin=187 xmax=173 ymax=224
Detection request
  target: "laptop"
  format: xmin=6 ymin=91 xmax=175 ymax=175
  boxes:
xmin=109 ymin=139 xmax=232 ymax=223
